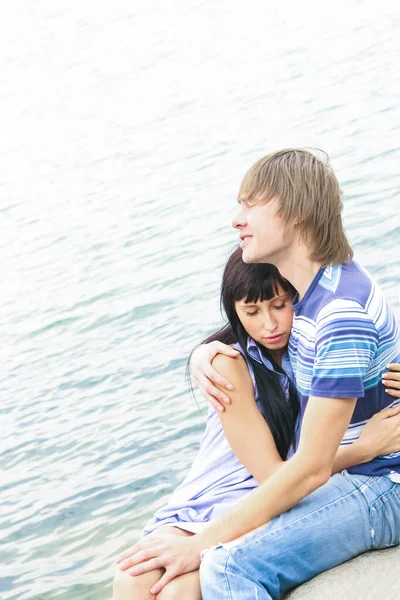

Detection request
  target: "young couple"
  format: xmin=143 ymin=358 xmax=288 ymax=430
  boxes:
xmin=114 ymin=149 xmax=400 ymax=600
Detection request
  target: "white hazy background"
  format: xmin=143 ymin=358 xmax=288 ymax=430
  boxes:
xmin=0 ymin=1 xmax=399 ymax=598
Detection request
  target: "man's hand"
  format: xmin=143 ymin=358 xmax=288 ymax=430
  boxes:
xmin=191 ymin=342 xmax=239 ymax=412
xmin=383 ymin=364 xmax=400 ymax=398
xmin=115 ymin=534 xmax=203 ymax=595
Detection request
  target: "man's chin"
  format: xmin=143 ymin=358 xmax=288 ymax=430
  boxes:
xmin=242 ymin=249 xmax=265 ymax=264
xmin=241 ymin=250 xmax=253 ymax=264
xmin=244 ymin=254 xmax=275 ymax=266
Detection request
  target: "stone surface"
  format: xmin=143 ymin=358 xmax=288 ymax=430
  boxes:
xmin=285 ymin=546 xmax=400 ymax=599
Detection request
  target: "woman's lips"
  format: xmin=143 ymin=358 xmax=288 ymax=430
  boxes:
xmin=262 ymin=333 xmax=283 ymax=343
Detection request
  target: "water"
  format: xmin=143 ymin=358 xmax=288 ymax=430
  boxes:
xmin=0 ymin=1 xmax=399 ymax=598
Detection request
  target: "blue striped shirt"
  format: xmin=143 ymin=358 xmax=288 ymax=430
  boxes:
xmin=289 ymin=260 xmax=400 ymax=480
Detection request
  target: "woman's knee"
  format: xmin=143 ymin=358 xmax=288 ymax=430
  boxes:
xmin=156 ymin=572 xmax=201 ymax=600
xmin=156 ymin=579 xmax=182 ymax=600
xmin=113 ymin=566 xmax=159 ymax=600
xmin=113 ymin=567 xmax=141 ymax=598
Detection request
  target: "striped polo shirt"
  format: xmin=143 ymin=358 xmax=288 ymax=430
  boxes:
xmin=289 ymin=260 xmax=400 ymax=481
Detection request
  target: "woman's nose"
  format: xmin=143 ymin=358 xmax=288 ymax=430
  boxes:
xmin=263 ymin=315 xmax=277 ymax=332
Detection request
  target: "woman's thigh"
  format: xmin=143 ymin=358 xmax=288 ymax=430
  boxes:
xmin=113 ymin=526 xmax=194 ymax=600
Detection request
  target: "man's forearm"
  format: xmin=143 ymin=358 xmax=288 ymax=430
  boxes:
xmin=196 ymin=453 xmax=329 ymax=549
xmin=260 ymin=439 xmax=371 ymax=484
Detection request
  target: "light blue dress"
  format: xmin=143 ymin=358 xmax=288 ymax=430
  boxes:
xmin=143 ymin=337 xmax=293 ymax=535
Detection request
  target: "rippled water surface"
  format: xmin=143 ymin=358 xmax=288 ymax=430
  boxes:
xmin=1 ymin=1 xmax=399 ymax=598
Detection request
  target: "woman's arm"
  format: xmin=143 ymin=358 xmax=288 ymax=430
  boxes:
xmin=211 ymin=353 xmax=282 ymax=482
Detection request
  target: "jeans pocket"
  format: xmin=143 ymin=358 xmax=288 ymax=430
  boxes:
xmin=369 ymin=484 xmax=400 ymax=549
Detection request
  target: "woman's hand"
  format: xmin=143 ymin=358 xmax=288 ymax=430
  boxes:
xmin=190 ymin=342 xmax=239 ymax=412
xmin=116 ymin=534 xmax=203 ymax=595
xmin=382 ymin=364 xmax=400 ymax=398
xmin=357 ymin=404 xmax=400 ymax=459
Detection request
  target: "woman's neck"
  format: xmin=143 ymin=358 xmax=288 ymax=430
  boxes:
xmin=269 ymin=347 xmax=285 ymax=366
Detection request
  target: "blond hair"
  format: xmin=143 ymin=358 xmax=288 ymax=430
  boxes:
xmin=238 ymin=149 xmax=353 ymax=266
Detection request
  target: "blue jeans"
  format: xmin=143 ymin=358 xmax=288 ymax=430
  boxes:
xmin=200 ymin=472 xmax=400 ymax=599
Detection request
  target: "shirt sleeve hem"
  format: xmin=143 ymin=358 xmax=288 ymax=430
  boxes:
xmin=310 ymin=388 xmax=364 ymax=399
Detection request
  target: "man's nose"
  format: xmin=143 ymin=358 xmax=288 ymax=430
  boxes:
xmin=232 ymin=207 xmax=247 ymax=229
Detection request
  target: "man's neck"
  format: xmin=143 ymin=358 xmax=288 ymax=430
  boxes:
xmin=274 ymin=240 xmax=322 ymax=300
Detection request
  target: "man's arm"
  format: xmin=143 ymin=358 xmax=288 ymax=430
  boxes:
xmin=196 ymin=394 xmax=356 ymax=548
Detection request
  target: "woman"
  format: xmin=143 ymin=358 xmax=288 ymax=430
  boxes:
xmin=114 ymin=248 xmax=400 ymax=600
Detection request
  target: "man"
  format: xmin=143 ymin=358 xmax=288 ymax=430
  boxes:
xmin=118 ymin=149 xmax=400 ymax=598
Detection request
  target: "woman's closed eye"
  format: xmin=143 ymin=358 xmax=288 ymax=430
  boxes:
xmin=273 ymin=303 xmax=286 ymax=310
xmin=245 ymin=311 xmax=258 ymax=317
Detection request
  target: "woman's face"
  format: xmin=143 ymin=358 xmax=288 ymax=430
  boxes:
xmin=235 ymin=284 xmax=294 ymax=352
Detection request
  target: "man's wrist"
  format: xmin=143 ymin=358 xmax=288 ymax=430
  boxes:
xmin=191 ymin=532 xmax=213 ymax=564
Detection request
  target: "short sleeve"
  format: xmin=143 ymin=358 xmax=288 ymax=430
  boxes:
xmin=311 ymin=299 xmax=378 ymax=398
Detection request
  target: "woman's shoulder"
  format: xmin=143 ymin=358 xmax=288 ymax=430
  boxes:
xmin=211 ymin=351 xmax=252 ymax=388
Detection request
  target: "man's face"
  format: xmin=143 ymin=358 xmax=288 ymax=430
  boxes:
xmin=232 ymin=197 xmax=294 ymax=265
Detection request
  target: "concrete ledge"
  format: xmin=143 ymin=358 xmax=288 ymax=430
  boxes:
xmin=285 ymin=545 xmax=400 ymax=599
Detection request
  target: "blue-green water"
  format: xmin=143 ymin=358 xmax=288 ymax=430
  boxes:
xmin=1 ymin=1 xmax=399 ymax=598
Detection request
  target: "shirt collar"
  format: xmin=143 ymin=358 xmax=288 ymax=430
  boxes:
xmin=244 ymin=335 xmax=293 ymax=380
xmin=291 ymin=266 xmax=325 ymax=313
xmin=246 ymin=336 xmax=277 ymax=371
xmin=235 ymin=336 xmax=292 ymax=401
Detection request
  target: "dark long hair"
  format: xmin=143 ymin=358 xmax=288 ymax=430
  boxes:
xmin=202 ymin=247 xmax=299 ymax=460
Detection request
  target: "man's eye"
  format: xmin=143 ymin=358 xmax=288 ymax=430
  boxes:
xmin=241 ymin=200 xmax=255 ymax=208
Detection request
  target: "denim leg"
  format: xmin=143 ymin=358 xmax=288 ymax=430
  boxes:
xmin=200 ymin=473 xmax=400 ymax=600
